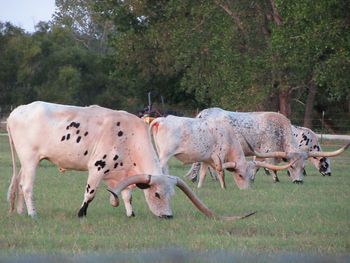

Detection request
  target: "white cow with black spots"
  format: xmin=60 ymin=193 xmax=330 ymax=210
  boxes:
xmin=7 ymin=101 xmax=255 ymax=220
xmin=150 ymin=115 xmax=292 ymax=190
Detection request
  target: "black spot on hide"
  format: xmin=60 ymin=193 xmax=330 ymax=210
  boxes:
xmin=76 ymin=136 xmax=82 ymax=143
xmin=114 ymin=163 xmax=119 ymax=169
xmin=155 ymin=192 xmax=161 ymax=199
xmin=95 ymin=160 xmax=106 ymax=168
xmin=98 ymin=167 xmax=101 ymax=171
xmin=76 ymin=130 xmax=80 ymax=134
xmin=133 ymin=163 xmax=136 ymax=166
xmin=104 ymin=169 xmax=110 ymax=174
xmin=90 ymin=189 xmax=95 ymax=194
xmin=103 ymin=154 xmax=107 ymax=159
xmin=113 ymin=154 xmax=119 ymax=161
xmin=120 ymin=162 xmax=123 ymax=166
xmin=69 ymin=122 xmax=80 ymax=129
xmin=61 ymin=135 xmax=66 ymax=141
xmin=66 ymin=134 xmax=71 ymax=140
xmin=118 ymin=131 xmax=123 ymax=137
xmin=116 ymin=122 xmax=120 ymax=126
xmin=84 ymin=131 xmax=88 ymax=136
xmin=84 ymin=150 xmax=88 ymax=156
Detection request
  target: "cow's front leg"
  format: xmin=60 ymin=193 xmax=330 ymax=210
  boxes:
xmin=212 ymin=155 xmax=226 ymax=189
xmin=197 ymin=162 xmax=208 ymax=188
xmin=78 ymin=172 xmax=103 ymax=217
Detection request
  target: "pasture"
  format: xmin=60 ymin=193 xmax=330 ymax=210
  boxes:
xmin=0 ymin=135 xmax=349 ymax=261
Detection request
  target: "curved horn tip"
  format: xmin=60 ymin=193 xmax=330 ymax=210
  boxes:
xmin=107 ymin=188 xmax=119 ymax=200
xmin=241 ymin=210 xmax=257 ymax=219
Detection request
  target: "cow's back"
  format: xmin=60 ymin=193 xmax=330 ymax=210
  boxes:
xmin=198 ymin=108 xmax=295 ymax=155
xmin=7 ymin=101 xmax=161 ymax=174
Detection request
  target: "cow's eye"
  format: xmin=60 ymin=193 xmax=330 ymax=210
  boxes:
xmin=155 ymin=192 xmax=161 ymax=199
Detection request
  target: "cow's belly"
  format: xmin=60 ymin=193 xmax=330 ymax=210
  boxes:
xmin=174 ymin=151 xmax=211 ymax=164
xmin=43 ymin=151 xmax=88 ymax=171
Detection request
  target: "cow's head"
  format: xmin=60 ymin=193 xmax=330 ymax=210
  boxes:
xmin=308 ymin=147 xmax=332 ymax=176
xmin=317 ymin=157 xmax=331 ymax=176
xmin=108 ymin=174 xmax=256 ymax=220
xmin=250 ymin=142 xmax=350 ymax=183
xmin=222 ymin=160 xmax=294 ymax=188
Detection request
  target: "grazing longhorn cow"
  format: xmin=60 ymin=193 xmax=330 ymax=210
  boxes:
xmin=150 ymin=115 xmax=292 ymax=189
xmin=292 ymin=125 xmax=331 ymax=176
xmin=7 ymin=101 xmax=255 ymax=220
xmin=187 ymin=108 xmax=349 ymax=184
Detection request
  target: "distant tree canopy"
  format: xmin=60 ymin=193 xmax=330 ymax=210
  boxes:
xmin=0 ymin=0 xmax=349 ymax=131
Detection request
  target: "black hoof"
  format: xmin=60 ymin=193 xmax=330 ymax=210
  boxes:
xmin=159 ymin=215 xmax=173 ymax=219
xmin=273 ymin=177 xmax=280 ymax=183
xmin=78 ymin=202 xmax=88 ymax=217
xmin=128 ymin=211 xmax=135 ymax=217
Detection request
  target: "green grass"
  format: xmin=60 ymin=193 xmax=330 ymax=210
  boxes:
xmin=0 ymin=135 xmax=349 ymax=256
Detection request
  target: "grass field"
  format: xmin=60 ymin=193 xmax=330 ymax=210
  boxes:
xmin=0 ymin=135 xmax=349 ymax=261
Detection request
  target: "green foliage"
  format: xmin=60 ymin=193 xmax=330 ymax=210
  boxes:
xmin=0 ymin=1 xmax=349 ymax=130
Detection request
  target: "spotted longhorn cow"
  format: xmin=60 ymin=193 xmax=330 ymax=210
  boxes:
xmin=150 ymin=115 xmax=292 ymax=190
xmin=7 ymin=101 xmax=254 ymax=220
xmin=187 ymin=108 xmax=349 ymax=184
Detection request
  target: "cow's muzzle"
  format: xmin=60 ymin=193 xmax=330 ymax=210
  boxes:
xmin=159 ymin=215 xmax=173 ymax=219
xmin=293 ymin=180 xmax=303 ymax=184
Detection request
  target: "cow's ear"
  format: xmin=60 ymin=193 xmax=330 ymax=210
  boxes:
xmin=136 ymin=183 xmax=150 ymax=189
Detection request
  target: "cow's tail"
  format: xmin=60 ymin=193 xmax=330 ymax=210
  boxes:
xmin=6 ymin=124 xmax=19 ymax=212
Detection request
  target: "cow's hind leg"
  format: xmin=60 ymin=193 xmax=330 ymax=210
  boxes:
xmin=15 ymin=169 xmax=25 ymax=214
xmin=78 ymin=172 xmax=103 ymax=217
xmin=20 ymin=164 xmax=38 ymax=218
xmin=121 ymin=188 xmax=135 ymax=217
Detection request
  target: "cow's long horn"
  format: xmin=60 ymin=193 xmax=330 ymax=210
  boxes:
xmin=255 ymin=160 xmax=294 ymax=171
xmin=107 ymin=174 xmax=152 ymax=204
xmin=175 ymin=177 xmax=256 ymax=221
xmin=242 ymin=135 xmax=287 ymax=159
xmin=307 ymin=142 xmax=350 ymax=158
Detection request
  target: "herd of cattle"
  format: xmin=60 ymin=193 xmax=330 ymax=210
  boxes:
xmin=5 ymin=101 xmax=350 ymax=220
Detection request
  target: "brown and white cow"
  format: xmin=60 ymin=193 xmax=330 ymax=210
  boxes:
xmin=7 ymin=101 xmax=254 ymax=220
xmin=150 ymin=115 xmax=292 ymax=190
xmin=187 ymin=108 xmax=349 ymax=184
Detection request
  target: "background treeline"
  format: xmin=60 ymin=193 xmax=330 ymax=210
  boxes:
xmin=0 ymin=0 xmax=349 ymax=132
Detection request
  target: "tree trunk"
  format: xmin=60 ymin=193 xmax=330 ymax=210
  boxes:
xmin=303 ymin=82 xmax=317 ymax=128
xmin=278 ymin=87 xmax=291 ymax=118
